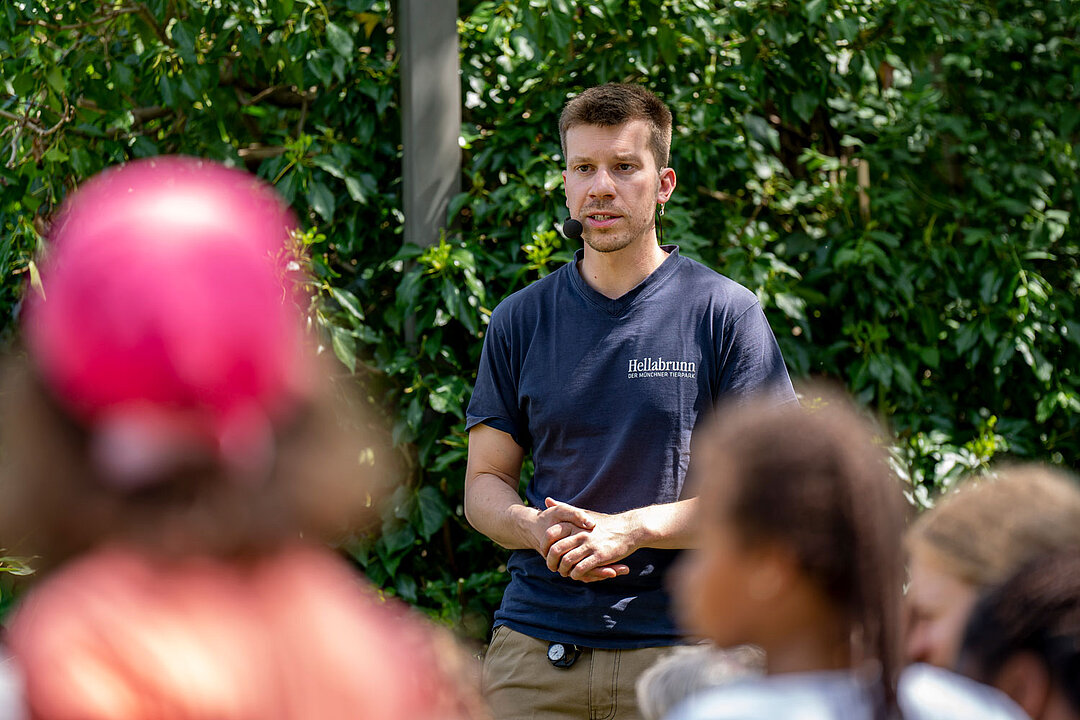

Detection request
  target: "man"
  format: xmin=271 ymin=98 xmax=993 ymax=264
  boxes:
xmin=464 ymin=83 xmax=796 ymax=720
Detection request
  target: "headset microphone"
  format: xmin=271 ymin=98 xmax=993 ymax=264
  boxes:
xmin=562 ymin=217 xmax=583 ymax=240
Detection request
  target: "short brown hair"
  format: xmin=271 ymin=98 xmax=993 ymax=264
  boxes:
xmin=558 ymin=83 xmax=673 ymax=169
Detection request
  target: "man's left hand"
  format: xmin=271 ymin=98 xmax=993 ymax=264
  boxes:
xmin=542 ymin=498 xmax=641 ymax=582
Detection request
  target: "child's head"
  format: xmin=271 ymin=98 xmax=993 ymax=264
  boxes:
xmin=635 ymin=644 xmax=765 ymax=720
xmin=957 ymin=550 xmax=1080 ymax=720
xmin=904 ymin=464 xmax=1080 ymax=669
xmin=674 ymin=388 xmax=906 ymax=695
xmin=0 ymin=157 xmax=390 ymax=566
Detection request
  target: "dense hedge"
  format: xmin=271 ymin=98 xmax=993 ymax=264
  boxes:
xmin=2 ymin=0 xmax=1077 ymax=635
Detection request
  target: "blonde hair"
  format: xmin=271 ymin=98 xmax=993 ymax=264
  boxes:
xmin=906 ymin=463 xmax=1080 ymax=588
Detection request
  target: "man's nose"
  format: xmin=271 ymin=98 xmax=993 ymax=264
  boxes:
xmin=588 ymin=167 xmax=616 ymax=198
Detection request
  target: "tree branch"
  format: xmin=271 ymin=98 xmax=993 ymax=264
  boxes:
xmin=0 ymin=96 xmax=72 ymax=137
xmin=234 ymin=83 xmax=318 ymax=108
xmin=17 ymin=6 xmax=140 ymax=31
xmin=134 ymin=3 xmax=171 ymax=46
xmin=697 ymin=186 xmax=737 ymax=203
xmin=237 ymin=145 xmax=287 ymax=160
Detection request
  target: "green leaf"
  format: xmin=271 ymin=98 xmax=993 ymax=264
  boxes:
xmin=11 ymin=72 xmax=34 ymax=97
xmin=112 ymin=63 xmax=135 ymax=92
xmin=170 ymin=21 xmax=197 ymax=63
xmin=744 ymin=114 xmax=779 ymax=152
xmin=159 ymin=73 xmax=177 ymax=107
xmin=43 ymin=145 xmax=68 ymax=162
xmin=428 ymin=381 xmax=463 ymax=417
xmin=273 ymin=0 xmax=296 ymax=23
xmin=405 ymin=395 xmax=424 ymax=432
xmin=868 ymin=354 xmax=893 ymax=388
xmin=330 ymin=324 xmax=357 ymax=372
xmin=414 ymin=486 xmax=449 ymax=538
xmin=395 ymin=574 xmax=418 ymax=603
xmin=792 ymin=91 xmax=817 ymax=124
xmin=326 ymin=22 xmax=355 ymax=58
xmin=307 ymin=50 xmax=333 ymax=86
xmin=130 ymin=136 xmax=158 ymax=158
xmin=376 ymin=525 xmax=416 ymax=575
xmin=307 ymin=181 xmax=336 ymax=221
xmin=344 ymin=175 xmax=367 ymax=203
xmin=774 ymin=292 xmax=806 ymax=320
xmin=329 ymin=287 xmax=365 ymax=322
xmin=313 ymin=154 xmax=347 ymax=179
xmin=806 ymin=0 xmax=827 ymax=25
xmin=69 ymin=146 xmax=94 ymax=177
xmin=45 ymin=65 xmax=66 ymax=93
xmin=28 ymin=261 xmax=44 ymax=300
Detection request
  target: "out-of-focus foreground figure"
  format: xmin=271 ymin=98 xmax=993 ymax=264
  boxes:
xmin=667 ymin=388 xmax=1027 ymax=720
xmin=904 ymin=465 xmax=1080 ymax=669
xmin=0 ymin=157 xmax=485 ymax=720
xmin=957 ymin=550 xmax=1080 ymax=720
xmin=635 ymin=644 xmax=764 ymax=720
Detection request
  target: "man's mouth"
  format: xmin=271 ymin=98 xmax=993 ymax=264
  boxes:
xmin=584 ymin=211 xmax=621 ymax=227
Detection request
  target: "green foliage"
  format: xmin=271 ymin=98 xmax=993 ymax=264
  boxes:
xmin=2 ymin=0 xmax=1078 ymax=636
xmin=0 ymin=554 xmax=34 ymax=618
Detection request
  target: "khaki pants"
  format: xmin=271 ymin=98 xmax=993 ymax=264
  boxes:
xmin=481 ymin=626 xmax=676 ymax=720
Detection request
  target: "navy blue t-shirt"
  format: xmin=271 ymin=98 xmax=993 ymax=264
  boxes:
xmin=466 ymin=246 xmax=796 ymax=648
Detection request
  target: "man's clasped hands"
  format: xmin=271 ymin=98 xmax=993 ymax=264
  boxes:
xmin=532 ymin=497 xmax=640 ymax=583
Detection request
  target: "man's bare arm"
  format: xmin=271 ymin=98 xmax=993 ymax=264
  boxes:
xmin=463 ymin=423 xmax=536 ymax=550
xmin=464 ymin=424 xmax=629 ymax=580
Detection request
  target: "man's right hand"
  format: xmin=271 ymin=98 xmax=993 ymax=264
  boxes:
xmin=533 ymin=499 xmax=630 ymax=582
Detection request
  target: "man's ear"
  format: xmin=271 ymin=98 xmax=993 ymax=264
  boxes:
xmin=993 ymin=651 xmax=1051 ymax=719
xmin=657 ymin=167 xmax=677 ymax=204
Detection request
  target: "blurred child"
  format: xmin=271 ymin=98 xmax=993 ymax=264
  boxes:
xmin=635 ymin=644 xmax=764 ymax=720
xmin=0 ymin=156 xmax=485 ymax=720
xmin=667 ymin=389 xmax=1026 ymax=720
xmin=957 ymin=550 xmax=1080 ymax=720
xmin=905 ymin=464 xmax=1080 ymax=669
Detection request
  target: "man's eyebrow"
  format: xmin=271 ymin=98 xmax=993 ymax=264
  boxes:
xmin=568 ymin=152 xmax=645 ymax=164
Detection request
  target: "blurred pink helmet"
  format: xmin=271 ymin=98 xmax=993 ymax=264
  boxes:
xmin=23 ymin=156 xmax=310 ymax=484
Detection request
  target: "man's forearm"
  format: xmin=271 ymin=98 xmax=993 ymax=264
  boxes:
xmin=624 ymin=497 xmax=701 ymax=550
xmin=463 ymin=473 xmax=541 ymax=551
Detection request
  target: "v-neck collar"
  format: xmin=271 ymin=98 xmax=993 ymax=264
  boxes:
xmin=568 ymin=245 xmax=682 ymax=317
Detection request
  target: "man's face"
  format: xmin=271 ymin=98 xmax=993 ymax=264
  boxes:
xmin=562 ymin=120 xmax=675 ymax=254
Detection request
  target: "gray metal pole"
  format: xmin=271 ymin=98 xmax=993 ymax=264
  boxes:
xmin=399 ymin=0 xmax=460 ymax=249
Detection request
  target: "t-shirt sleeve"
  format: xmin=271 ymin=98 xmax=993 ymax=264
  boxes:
xmin=465 ymin=306 xmax=531 ymax=449
xmin=716 ymin=301 xmax=797 ymax=406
